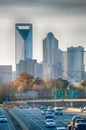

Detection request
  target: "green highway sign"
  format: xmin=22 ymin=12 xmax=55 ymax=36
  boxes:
xmin=54 ymin=91 xmax=65 ymax=98
xmin=66 ymin=90 xmax=79 ymax=98
xmin=54 ymin=90 xmax=79 ymax=98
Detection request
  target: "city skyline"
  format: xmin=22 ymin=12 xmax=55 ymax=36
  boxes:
xmin=0 ymin=0 xmax=86 ymax=70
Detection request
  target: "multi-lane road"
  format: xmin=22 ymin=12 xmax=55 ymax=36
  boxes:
xmin=0 ymin=107 xmax=15 ymax=130
xmin=0 ymin=106 xmax=86 ymax=130
xmin=10 ymin=107 xmax=86 ymax=130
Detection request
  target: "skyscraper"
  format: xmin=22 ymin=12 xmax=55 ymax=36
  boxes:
xmin=67 ymin=46 xmax=84 ymax=82
xmin=43 ymin=32 xmax=59 ymax=79
xmin=15 ymin=23 xmax=43 ymax=78
xmin=16 ymin=59 xmax=43 ymax=78
xmin=15 ymin=23 xmax=33 ymax=64
xmin=0 ymin=65 xmax=12 ymax=83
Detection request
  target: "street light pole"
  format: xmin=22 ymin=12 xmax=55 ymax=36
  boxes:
xmin=63 ymin=71 xmax=80 ymax=108
xmin=54 ymin=79 xmax=57 ymax=107
xmin=9 ymin=85 xmax=11 ymax=102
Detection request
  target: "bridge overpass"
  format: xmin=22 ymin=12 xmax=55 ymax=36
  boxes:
xmin=26 ymin=99 xmax=86 ymax=102
xmin=7 ymin=99 xmax=86 ymax=108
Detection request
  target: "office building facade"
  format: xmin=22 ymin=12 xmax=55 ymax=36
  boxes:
xmin=67 ymin=46 xmax=84 ymax=82
xmin=16 ymin=59 xmax=43 ymax=78
xmin=43 ymin=32 xmax=59 ymax=79
xmin=0 ymin=65 xmax=12 ymax=83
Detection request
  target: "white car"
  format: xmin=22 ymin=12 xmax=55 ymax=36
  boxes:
xmin=0 ymin=115 xmax=7 ymax=122
xmin=41 ymin=109 xmax=47 ymax=115
xmin=45 ymin=118 xmax=56 ymax=127
xmin=56 ymin=126 xmax=66 ymax=130
xmin=55 ymin=108 xmax=63 ymax=115
xmin=48 ymin=106 xmax=54 ymax=112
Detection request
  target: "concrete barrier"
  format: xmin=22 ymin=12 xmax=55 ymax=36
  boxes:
xmin=9 ymin=111 xmax=29 ymax=130
xmin=67 ymin=107 xmax=81 ymax=112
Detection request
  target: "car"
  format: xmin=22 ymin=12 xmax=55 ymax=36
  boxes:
xmin=40 ymin=105 xmax=47 ymax=110
xmin=45 ymin=111 xmax=54 ymax=118
xmin=67 ymin=115 xmax=86 ymax=130
xmin=74 ymin=122 xmax=86 ymax=130
xmin=54 ymin=108 xmax=63 ymax=115
xmin=80 ymin=106 xmax=86 ymax=112
xmin=19 ymin=105 xmax=25 ymax=109
xmin=67 ymin=115 xmax=81 ymax=129
xmin=41 ymin=109 xmax=47 ymax=115
xmin=45 ymin=118 xmax=56 ymax=127
xmin=47 ymin=106 xmax=54 ymax=112
xmin=75 ymin=118 xmax=86 ymax=124
xmin=56 ymin=126 xmax=66 ymax=130
xmin=0 ymin=115 xmax=7 ymax=122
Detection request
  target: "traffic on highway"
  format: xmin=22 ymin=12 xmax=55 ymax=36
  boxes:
xmin=0 ymin=107 xmax=15 ymax=130
xmin=8 ymin=104 xmax=86 ymax=130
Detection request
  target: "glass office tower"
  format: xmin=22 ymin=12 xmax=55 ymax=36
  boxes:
xmin=67 ymin=46 xmax=84 ymax=81
xmin=43 ymin=32 xmax=59 ymax=79
xmin=15 ymin=23 xmax=32 ymax=64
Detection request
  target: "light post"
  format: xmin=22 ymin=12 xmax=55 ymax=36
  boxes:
xmin=54 ymin=79 xmax=57 ymax=107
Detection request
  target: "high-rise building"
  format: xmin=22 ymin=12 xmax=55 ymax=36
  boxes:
xmin=62 ymin=51 xmax=68 ymax=79
xmin=67 ymin=46 xmax=84 ymax=82
xmin=83 ymin=51 xmax=86 ymax=79
xmin=15 ymin=23 xmax=43 ymax=78
xmin=43 ymin=32 xmax=59 ymax=79
xmin=84 ymin=51 xmax=86 ymax=72
xmin=15 ymin=23 xmax=33 ymax=64
xmin=0 ymin=65 xmax=12 ymax=83
xmin=16 ymin=59 xmax=43 ymax=78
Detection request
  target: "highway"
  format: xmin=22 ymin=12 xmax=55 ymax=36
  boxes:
xmin=0 ymin=108 xmax=15 ymax=130
xmin=10 ymin=107 xmax=86 ymax=130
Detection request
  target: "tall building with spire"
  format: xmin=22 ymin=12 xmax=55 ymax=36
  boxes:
xmin=43 ymin=32 xmax=62 ymax=79
xmin=15 ymin=23 xmax=33 ymax=64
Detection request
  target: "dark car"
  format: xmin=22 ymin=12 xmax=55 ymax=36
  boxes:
xmin=67 ymin=115 xmax=86 ymax=130
xmin=45 ymin=111 xmax=54 ymax=119
xmin=74 ymin=123 xmax=86 ymax=130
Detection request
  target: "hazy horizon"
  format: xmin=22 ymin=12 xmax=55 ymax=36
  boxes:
xmin=0 ymin=0 xmax=86 ymax=70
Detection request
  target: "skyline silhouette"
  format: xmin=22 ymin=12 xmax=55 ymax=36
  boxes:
xmin=0 ymin=0 xmax=86 ymax=70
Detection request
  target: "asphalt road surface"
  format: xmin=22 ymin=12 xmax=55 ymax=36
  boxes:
xmin=0 ymin=108 xmax=15 ymax=130
xmin=11 ymin=107 xmax=86 ymax=130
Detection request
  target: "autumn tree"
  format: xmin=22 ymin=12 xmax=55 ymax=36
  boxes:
xmin=80 ymin=80 xmax=86 ymax=88
xmin=13 ymin=72 xmax=34 ymax=93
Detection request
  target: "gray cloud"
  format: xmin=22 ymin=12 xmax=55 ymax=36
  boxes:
xmin=0 ymin=0 xmax=86 ymax=10
xmin=0 ymin=0 xmax=86 ymax=66
xmin=0 ymin=0 xmax=86 ymax=20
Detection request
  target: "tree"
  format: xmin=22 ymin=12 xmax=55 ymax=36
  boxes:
xmin=13 ymin=72 xmax=34 ymax=92
xmin=80 ymin=80 xmax=86 ymax=88
xmin=33 ymin=77 xmax=44 ymax=85
xmin=18 ymin=85 xmax=23 ymax=92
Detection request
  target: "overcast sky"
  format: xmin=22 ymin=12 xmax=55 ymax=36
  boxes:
xmin=0 ymin=0 xmax=86 ymax=70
